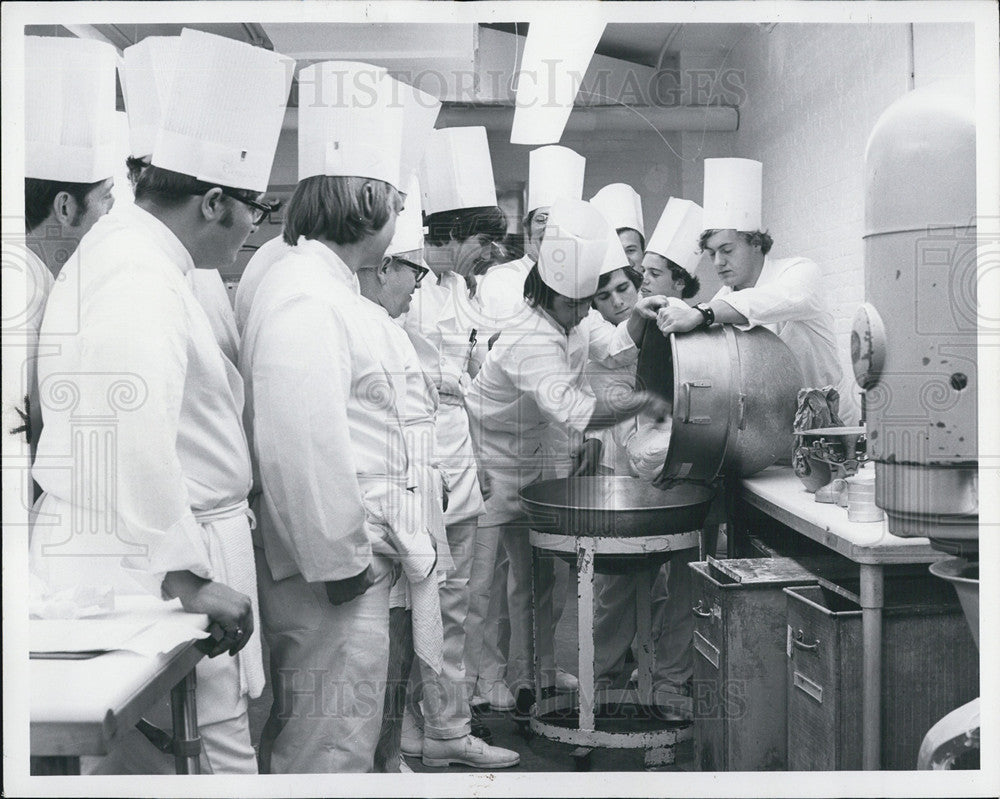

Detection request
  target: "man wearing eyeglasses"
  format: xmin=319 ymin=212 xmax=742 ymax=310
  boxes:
xmin=31 ymin=30 xmax=293 ymax=774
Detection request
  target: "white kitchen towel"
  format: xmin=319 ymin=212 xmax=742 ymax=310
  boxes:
xmin=409 ymin=570 xmax=444 ymax=674
xmin=195 ymin=501 xmax=265 ymax=699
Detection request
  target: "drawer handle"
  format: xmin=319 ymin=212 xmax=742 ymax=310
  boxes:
xmin=792 ymin=629 xmax=820 ymax=651
xmin=692 ymin=600 xmax=713 ymax=618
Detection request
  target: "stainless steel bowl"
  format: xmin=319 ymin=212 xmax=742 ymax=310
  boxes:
xmin=519 ymin=476 xmax=714 ymax=538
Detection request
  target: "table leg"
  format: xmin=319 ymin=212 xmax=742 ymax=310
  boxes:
xmin=577 ymin=538 xmax=596 ymax=732
xmin=860 ymin=564 xmax=884 ymax=770
xmin=170 ymin=668 xmax=201 ymax=774
xmin=635 ymin=567 xmax=653 ymax=705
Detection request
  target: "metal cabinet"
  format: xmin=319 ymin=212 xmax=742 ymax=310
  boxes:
xmin=690 ymin=556 xmax=851 ymax=771
xmin=785 ymin=577 xmax=979 ymax=770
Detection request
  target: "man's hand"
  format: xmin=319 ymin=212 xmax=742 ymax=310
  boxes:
xmin=324 ymin=564 xmax=375 ymax=606
xmin=163 ymin=571 xmax=254 ymax=657
xmin=633 ymin=295 xmax=672 ymax=319
xmin=571 ymin=438 xmax=604 ymax=477
xmin=656 ymin=304 xmax=702 ymax=336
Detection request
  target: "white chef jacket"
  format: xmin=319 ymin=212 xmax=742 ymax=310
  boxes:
xmin=234 ymin=235 xmax=293 ymax=336
xmin=402 ymin=270 xmax=486 ymax=524
xmin=32 ymin=204 xmax=253 ymax=592
xmin=188 ymin=268 xmax=240 ymax=366
xmin=466 ymin=305 xmax=637 ymax=525
xmin=714 ymin=254 xmax=843 ymax=383
xmin=242 ymin=238 xmax=435 ymax=584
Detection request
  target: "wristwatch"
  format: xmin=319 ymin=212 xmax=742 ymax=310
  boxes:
xmin=695 ymin=303 xmax=715 ymax=328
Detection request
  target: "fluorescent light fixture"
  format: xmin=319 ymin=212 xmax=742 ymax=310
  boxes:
xmin=510 ymin=17 xmax=605 ymax=145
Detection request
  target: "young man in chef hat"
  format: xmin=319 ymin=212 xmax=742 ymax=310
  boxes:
xmin=477 ymin=144 xmax=586 ymax=325
xmin=31 ymin=29 xmax=293 ymax=773
xmin=587 ymin=199 xmax=707 ymax=715
xmin=464 ymin=143 xmax=587 ymax=711
xmin=399 ymin=127 xmax=520 ymax=768
xmin=465 ymin=199 xmax=668 ymax=717
xmin=589 ymin=182 xmax=646 ymax=272
xmin=121 ymin=35 xmax=240 ymax=367
xmin=640 ymin=197 xmax=704 ymax=301
xmin=12 ymin=37 xmax=118 ymax=483
xmin=652 ymin=157 xmax=857 ymax=423
xmin=241 ymin=61 xmax=461 ymax=773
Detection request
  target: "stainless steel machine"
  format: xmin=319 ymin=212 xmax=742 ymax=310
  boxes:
xmin=854 ymin=80 xmax=980 ymax=769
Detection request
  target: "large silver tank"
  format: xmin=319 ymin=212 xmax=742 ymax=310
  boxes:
xmin=854 ymin=82 xmax=978 ymax=544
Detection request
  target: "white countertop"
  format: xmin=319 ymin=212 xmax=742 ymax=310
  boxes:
xmin=739 ymin=466 xmax=944 ymax=565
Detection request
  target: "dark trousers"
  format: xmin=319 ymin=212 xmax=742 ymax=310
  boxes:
xmin=373 ymin=607 xmax=415 ymax=772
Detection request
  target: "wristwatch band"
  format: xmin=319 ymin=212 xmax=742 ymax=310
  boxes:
xmin=695 ymin=303 xmax=715 ymax=328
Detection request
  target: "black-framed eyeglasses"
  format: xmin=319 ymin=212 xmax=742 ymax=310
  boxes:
xmin=392 ymin=257 xmax=429 ymax=285
xmin=217 ymin=188 xmax=273 ymax=225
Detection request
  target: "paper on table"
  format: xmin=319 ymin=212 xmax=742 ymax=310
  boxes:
xmin=30 ymin=596 xmax=211 ymax=657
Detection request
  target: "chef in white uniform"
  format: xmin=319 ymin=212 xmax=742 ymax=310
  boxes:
xmin=469 ymin=145 xmax=588 ymax=707
xmin=587 ymin=184 xmax=649 ymax=475
xmin=655 ymin=158 xmax=857 ymax=423
xmin=399 ymin=127 xmax=517 ymax=769
xmin=242 ymin=62 xmax=440 ymax=773
xmin=31 ymin=29 xmax=292 ymax=773
xmin=639 ymin=198 xmax=704 ymax=302
xmin=593 ymin=199 xmax=708 ymax=709
xmin=11 ymin=37 xmax=118 ymax=493
xmin=478 ymin=145 xmax=586 ymax=328
xmin=121 ymin=35 xmax=240 ymax=366
xmin=465 ymin=199 xmax=668 ymax=713
xmin=590 ymin=182 xmax=646 ymax=272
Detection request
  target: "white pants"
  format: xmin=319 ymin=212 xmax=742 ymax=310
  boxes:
xmin=255 ymin=551 xmax=392 ymax=773
xmin=466 ymin=519 xmax=562 ymax=692
xmin=592 ymin=548 xmax=698 ymax=690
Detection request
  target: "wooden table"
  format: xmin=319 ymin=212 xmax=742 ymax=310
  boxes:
xmin=30 ymin=605 xmax=210 ymax=775
xmin=737 ymin=466 xmax=944 ymax=771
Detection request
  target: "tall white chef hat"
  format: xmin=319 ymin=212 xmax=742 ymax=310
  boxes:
xmin=122 ymin=36 xmax=180 ymax=159
xmin=420 ymin=127 xmax=498 ymax=215
xmin=589 ymin=183 xmax=644 ymax=237
xmin=395 ymin=79 xmax=442 ymax=186
xmin=537 ymin=198 xmax=611 ymax=299
xmin=702 ymin=157 xmax=762 ymax=231
xmin=298 ymin=61 xmax=406 ymax=190
xmin=25 ymin=36 xmax=119 ymax=183
xmin=646 ymin=198 xmax=704 ymax=273
xmin=152 ymin=29 xmax=293 ymax=192
xmin=386 ymin=174 xmax=424 ymax=259
xmin=599 ymin=226 xmax=630 ymax=276
xmin=527 ymin=145 xmax=586 ymax=213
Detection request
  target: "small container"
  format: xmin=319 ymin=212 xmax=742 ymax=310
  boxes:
xmin=846 ymin=473 xmax=883 ymax=522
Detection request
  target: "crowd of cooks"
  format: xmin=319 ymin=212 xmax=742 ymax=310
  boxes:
xmin=18 ymin=31 xmax=851 ymax=774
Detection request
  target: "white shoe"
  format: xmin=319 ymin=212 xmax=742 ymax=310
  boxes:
xmin=555 ymin=669 xmax=579 ymax=692
xmin=401 ymin=711 xmax=423 ymax=757
xmin=628 ymin=667 xmax=639 ymax=686
xmin=397 ymin=754 xmax=413 ymax=773
xmin=482 ymin=681 xmax=515 ymax=711
xmin=422 ymin=735 xmax=520 ymax=769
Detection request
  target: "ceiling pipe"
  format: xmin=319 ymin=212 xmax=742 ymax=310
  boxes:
xmin=280 ymin=103 xmax=737 ymax=133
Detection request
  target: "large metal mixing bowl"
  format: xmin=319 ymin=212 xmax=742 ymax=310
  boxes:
xmin=519 ymin=476 xmax=714 ymax=538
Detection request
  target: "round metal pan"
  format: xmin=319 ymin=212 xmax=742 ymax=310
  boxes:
xmin=519 ymin=476 xmax=715 ymax=538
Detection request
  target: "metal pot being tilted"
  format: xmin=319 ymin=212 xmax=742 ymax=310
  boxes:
xmin=635 ymin=319 xmax=803 ymax=484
